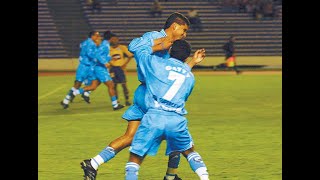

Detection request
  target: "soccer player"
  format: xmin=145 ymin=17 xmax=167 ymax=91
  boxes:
xmin=80 ymin=12 xmax=190 ymax=180
xmin=60 ymin=31 xmax=102 ymax=109
xmin=125 ymin=40 xmax=209 ymax=180
xmin=76 ymin=32 xmax=125 ymax=110
xmin=108 ymin=32 xmax=133 ymax=106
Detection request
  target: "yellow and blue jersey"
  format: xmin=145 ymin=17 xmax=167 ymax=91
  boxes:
xmin=109 ymin=44 xmax=133 ymax=67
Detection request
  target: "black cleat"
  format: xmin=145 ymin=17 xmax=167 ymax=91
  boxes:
xmin=81 ymin=94 xmax=90 ymax=104
xmin=80 ymin=159 xmax=97 ymax=180
xmin=113 ymin=104 xmax=125 ymax=111
xmin=125 ymin=101 xmax=132 ymax=106
xmin=163 ymin=174 xmax=182 ymax=180
xmin=60 ymin=101 xmax=69 ymax=109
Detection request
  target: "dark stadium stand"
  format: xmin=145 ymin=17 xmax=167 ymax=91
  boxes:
xmin=38 ymin=0 xmax=69 ymax=58
xmin=38 ymin=0 xmax=282 ymax=58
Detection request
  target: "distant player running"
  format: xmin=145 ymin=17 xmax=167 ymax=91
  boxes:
xmin=60 ymin=31 xmax=103 ymax=109
xmin=73 ymin=32 xmax=125 ymax=110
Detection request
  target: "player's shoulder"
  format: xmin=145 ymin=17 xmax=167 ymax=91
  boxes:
xmin=118 ymin=44 xmax=128 ymax=49
xmin=143 ymin=30 xmax=163 ymax=38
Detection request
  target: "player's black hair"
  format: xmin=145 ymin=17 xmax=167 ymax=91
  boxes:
xmin=88 ymin=31 xmax=100 ymax=38
xmin=104 ymin=31 xmax=117 ymax=40
xmin=163 ymin=12 xmax=190 ymax=29
xmin=170 ymin=39 xmax=191 ymax=62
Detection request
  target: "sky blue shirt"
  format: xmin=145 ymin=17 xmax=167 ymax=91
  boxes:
xmin=128 ymin=29 xmax=170 ymax=83
xmin=79 ymin=38 xmax=97 ymax=66
xmin=94 ymin=40 xmax=112 ymax=67
xmin=134 ymin=45 xmax=195 ymax=115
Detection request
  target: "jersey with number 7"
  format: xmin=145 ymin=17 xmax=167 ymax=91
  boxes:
xmin=135 ymin=45 xmax=194 ymax=115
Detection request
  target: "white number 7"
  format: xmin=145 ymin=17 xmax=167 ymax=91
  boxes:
xmin=163 ymin=71 xmax=185 ymax=101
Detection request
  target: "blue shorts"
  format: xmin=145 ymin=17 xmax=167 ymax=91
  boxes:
xmin=93 ymin=66 xmax=112 ymax=83
xmin=75 ymin=63 xmax=95 ymax=82
xmin=129 ymin=109 xmax=194 ymax=157
xmin=110 ymin=66 xmax=126 ymax=83
xmin=122 ymin=84 xmax=147 ymax=121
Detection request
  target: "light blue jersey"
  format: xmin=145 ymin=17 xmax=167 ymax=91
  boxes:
xmin=94 ymin=40 xmax=112 ymax=67
xmin=122 ymin=29 xmax=169 ymax=121
xmin=129 ymin=45 xmax=195 ymax=157
xmin=135 ymin=46 xmax=195 ymax=115
xmin=92 ymin=40 xmax=112 ymax=83
xmin=75 ymin=38 xmax=98 ymax=82
xmin=128 ymin=29 xmax=170 ymax=83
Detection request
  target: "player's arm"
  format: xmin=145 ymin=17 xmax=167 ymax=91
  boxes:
xmin=128 ymin=32 xmax=155 ymax=53
xmin=128 ymin=32 xmax=167 ymax=53
xmin=151 ymin=36 xmax=173 ymax=52
xmin=121 ymin=45 xmax=134 ymax=67
xmin=187 ymin=48 xmax=206 ymax=69
xmin=97 ymin=45 xmax=112 ymax=69
xmin=134 ymin=44 xmax=166 ymax=77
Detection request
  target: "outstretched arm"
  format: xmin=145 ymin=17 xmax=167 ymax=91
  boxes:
xmin=187 ymin=48 xmax=206 ymax=69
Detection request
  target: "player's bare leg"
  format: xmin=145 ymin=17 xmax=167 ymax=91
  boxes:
xmin=104 ymin=80 xmax=124 ymax=110
xmin=109 ymin=121 xmax=140 ymax=152
xmin=81 ymin=121 xmax=140 ymax=180
xmin=121 ymin=83 xmax=131 ymax=106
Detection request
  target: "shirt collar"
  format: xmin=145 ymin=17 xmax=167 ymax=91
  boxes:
xmin=160 ymin=29 xmax=167 ymax=37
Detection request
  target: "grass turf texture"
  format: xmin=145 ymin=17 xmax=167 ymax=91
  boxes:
xmin=38 ymin=73 xmax=282 ymax=180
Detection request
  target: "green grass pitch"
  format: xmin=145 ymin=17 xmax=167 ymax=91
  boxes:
xmin=38 ymin=73 xmax=282 ymax=180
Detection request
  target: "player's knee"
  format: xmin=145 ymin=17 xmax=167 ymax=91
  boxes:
xmin=182 ymin=146 xmax=195 ymax=157
xmin=124 ymin=132 xmax=135 ymax=142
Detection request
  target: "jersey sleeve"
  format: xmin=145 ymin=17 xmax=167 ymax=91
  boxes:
xmin=96 ymin=44 xmax=112 ymax=65
xmin=128 ymin=31 xmax=158 ymax=53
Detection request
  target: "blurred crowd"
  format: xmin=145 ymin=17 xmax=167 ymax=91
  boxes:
xmin=221 ymin=0 xmax=282 ymax=20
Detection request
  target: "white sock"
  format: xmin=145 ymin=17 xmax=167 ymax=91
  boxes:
xmin=165 ymin=175 xmax=176 ymax=180
xmin=112 ymin=100 xmax=118 ymax=107
xmin=84 ymin=91 xmax=91 ymax=97
xmin=63 ymin=95 xmax=71 ymax=104
xmin=90 ymin=155 xmax=104 ymax=170
xmin=195 ymin=167 xmax=209 ymax=180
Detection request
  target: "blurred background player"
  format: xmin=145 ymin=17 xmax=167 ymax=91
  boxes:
xmin=77 ymin=31 xmax=125 ymax=110
xmin=80 ymin=12 xmax=190 ymax=180
xmin=222 ymin=35 xmax=242 ymax=75
xmin=125 ymin=39 xmax=209 ymax=180
xmin=60 ymin=31 xmax=101 ymax=109
xmin=108 ymin=32 xmax=133 ymax=106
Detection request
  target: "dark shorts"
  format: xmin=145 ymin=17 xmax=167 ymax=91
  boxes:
xmin=110 ymin=66 xmax=126 ymax=83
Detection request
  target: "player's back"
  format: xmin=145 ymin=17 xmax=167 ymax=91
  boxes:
xmin=79 ymin=38 xmax=95 ymax=66
xmin=143 ymin=57 xmax=194 ymax=115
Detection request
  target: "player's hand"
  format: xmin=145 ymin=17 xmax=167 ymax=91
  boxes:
xmin=192 ymin=48 xmax=206 ymax=64
xmin=161 ymin=36 xmax=173 ymax=50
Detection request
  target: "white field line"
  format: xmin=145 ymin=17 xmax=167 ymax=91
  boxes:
xmin=38 ymin=112 xmax=118 ymax=119
xmin=38 ymin=85 xmax=66 ymax=100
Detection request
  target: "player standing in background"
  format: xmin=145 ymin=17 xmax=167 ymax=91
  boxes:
xmin=108 ymin=32 xmax=133 ymax=106
xmin=60 ymin=31 xmax=102 ymax=109
xmin=125 ymin=39 xmax=209 ymax=180
xmin=80 ymin=12 xmax=190 ymax=180
xmin=75 ymin=32 xmax=125 ymax=110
